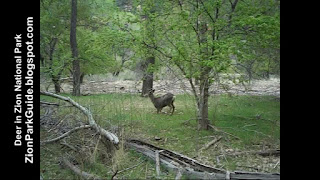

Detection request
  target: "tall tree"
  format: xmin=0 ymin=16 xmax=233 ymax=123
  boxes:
xmin=169 ymin=0 xmax=279 ymax=130
xmin=137 ymin=0 xmax=246 ymax=130
xmin=40 ymin=0 xmax=72 ymax=94
xmin=140 ymin=0 xmax=156 ymax=96
xmin=70 ymin=0 xmax=80 ymax=96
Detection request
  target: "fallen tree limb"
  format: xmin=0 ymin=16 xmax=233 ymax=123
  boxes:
xmin=227 ymin=149 xmax=280 ymax=157
xmin=62 ymin=158 xmax=101 ymax=180
xmin=199 ymin=136 xmax=222 ymax=152
xmin=126 ymin=139 xmax=280 ymax=180
xmin=60 ymin=141 xmax=78 ymax=151
xmin=208 ymin=124 xmax=240 ymax=140
xmin=40 ymin=101 xmax=59 ymax=106
xmin=40 ymin=91 xmax=119 ymax=145
xmin=41 ymin=125 xmax=91 ymax=145
xmin=117 ymin=159 xmax=146 ymax=174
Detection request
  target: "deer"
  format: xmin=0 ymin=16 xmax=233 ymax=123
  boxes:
xmin=148 ymin=89 xmax=175 ymax=115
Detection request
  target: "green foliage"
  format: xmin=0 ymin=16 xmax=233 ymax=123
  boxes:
xmin=41 ymin=0 xmax=280 ymax=81
xmin=40 ymin=0 xmax=139 ymax=78
xmin=127 ymin=0 xmax=280 ymax=81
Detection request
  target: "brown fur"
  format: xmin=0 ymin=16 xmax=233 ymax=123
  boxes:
xmin=148 ymin=89 xmax=175 ymax=115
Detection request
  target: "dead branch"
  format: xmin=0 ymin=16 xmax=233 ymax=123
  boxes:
xmin=225 ymin=149 xmax=280 ymax=157
xmin=199 ymin=136 xmax=222 ymax=152
xmin=126 ymin=139 xmax=280 ymax=180
xmin=273 ymin=160 xmax=280 ymax=169
xmin=41 ymin=125 xmax=92 ymax=145
xmin=243 ymin=128 xmax=272 ymax=138
xmin=175 ymin=168 xmax=183 ymax=180
xmin=111 ymin=170 xmax=118 ymax=180
xmin=61 ymin=158 xmax=101 ymax=179
xmin=47 ymin=114 xmax=75 ymax=133
xmin=155 ymin=150 xmax=164 ymax=177
xmin=40 ymin=91 xmax=119 ymax=145
xmin=40 ymin=101 xmax=59 ymax=106
xmin=60 ymin=141 xmax=78 ymax=151
xmin=117 ymin=159 xmax=146 ymax=174
xmin=208 ymin=124 xmax=240 ymax=140
xmin=40 ymin=106 xmax=55 ymax=122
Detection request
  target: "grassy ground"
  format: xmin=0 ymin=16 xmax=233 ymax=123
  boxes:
xmin=40 ymin=93 xmax=280 ymax=179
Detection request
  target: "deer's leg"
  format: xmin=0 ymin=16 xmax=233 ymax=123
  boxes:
xmin=171 ymin=102 xmax=175 ymax=115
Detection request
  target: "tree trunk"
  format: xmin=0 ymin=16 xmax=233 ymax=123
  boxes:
xmin=197 ymin=0 xmax=210 ymax=130
xmin=197 ymin=76 xmax=210 ymax=130
xmin=195 ymin=78 xmax=200 ymax=85
xmin=70 ymin=0 xmax=80 ymax=96
xmin=141 ymin=1 xmax=156 ymax=97
xmin=53 ymin=78 xmax=61 ymax=93
xmin=80 ymin=72 xmax=85 ymax=84
xmin=141 ymin=57 xmax=155 ymax=96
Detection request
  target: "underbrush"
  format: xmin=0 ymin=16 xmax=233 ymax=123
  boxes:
xmin=40 ymin=93 xmax=280 ymax=179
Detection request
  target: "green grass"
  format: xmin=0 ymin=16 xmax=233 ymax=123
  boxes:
xmin=40 ymin=93 xmax=280 ymax=179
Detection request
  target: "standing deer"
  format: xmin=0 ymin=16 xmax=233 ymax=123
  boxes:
xmin=148 ymin=89 xmax=175 ymax=115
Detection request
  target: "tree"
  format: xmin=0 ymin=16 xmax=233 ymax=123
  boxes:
xmin=40 ymin=0 xmax=71 ymax=93
xmin=232 ymin=0 xmax=280 ymax=80
xmin=157 ymin=0 xmax=237 ymax=130
xmin=140 ymin=0 xmax=157 ymax=96
xmin=41 ymin=0 xmax=138 ymax=94
xmin=141 ymin=57 xmax=155 ymax=96
xmin=128 ymin=0 xmax=279 ymax=130
xmin=70 ymin=0 xmax=80 ymax=96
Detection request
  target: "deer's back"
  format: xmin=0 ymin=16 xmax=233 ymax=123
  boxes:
xmin=155 ymin=93 xmax=175 ymax=108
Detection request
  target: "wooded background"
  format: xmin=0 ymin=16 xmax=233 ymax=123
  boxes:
xmin=40 ymin=0 xmax=280 ymax=179
xmin=41 ymin=0 xmax=280 ymax=130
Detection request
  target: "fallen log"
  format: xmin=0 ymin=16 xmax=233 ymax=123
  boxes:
xmin=126 ymin=139 xmax=280 ymax=180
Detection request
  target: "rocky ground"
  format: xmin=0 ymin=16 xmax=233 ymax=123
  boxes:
xmin=41 ymin=77 xmax=280 ymax=97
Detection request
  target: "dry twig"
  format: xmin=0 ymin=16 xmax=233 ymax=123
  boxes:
xmin=62 ymin=157 xmax=101 ymax=179
xmin=199 ymin=136 xmax=222 ymax=152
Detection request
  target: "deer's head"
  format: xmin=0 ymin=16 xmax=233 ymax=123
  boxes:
xmin=148 ymin=88 xmax=155 ymax=96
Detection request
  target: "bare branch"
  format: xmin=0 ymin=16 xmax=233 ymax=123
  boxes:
xmin=41 ymin=125 xmax=91 ymax=145
xmin=199 ymin=136 xmax=222 ymax=151
xmin=40 ymin=91 xmax=119 ymax=145
xmin=62 ymin=157 xmax=101 ymax=179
